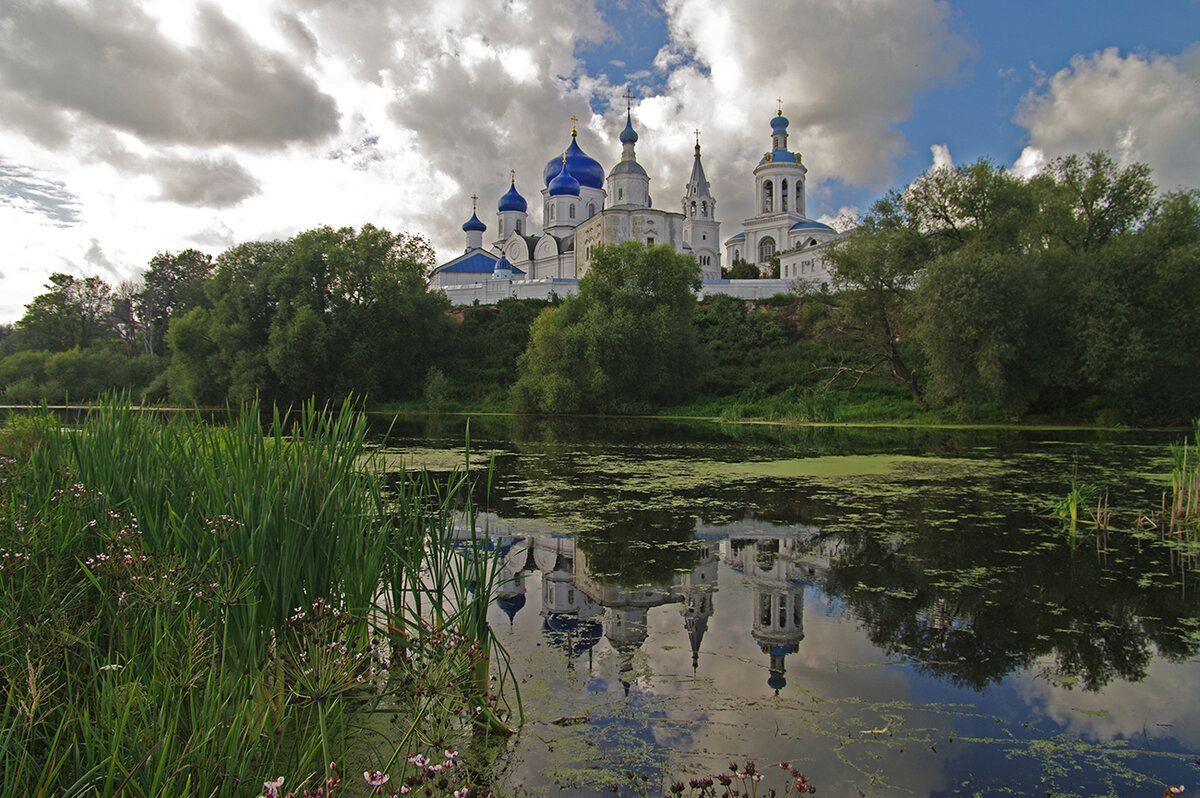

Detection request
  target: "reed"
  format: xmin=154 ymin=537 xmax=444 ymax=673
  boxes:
xmin=0 ymin=397 xmax=514 ymax=797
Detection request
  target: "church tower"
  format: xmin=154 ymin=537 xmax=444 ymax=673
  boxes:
xmin=606 ymin=102 xmax=650 ymax=209
xmin=682 ymin=132 xmax=721 ymax=279
xmin=495 ymin=173 xmax=528 ymax=246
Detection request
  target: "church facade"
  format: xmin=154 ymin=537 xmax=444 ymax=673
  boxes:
xmin=430 ymin=106 xmax=843 ymax=303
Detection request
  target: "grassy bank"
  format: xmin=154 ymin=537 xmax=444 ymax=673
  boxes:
xmin=0 ymin=399 xmax=513 ymax=797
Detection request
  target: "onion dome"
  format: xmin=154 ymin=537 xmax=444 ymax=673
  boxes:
xmin=771 ymin=111 xmax=789 ymax=134
xmin=498 ymin=179 xmax=527 ymax=213
xmin=619 ymin=112 xmax=638 ymax=144
xmin=493 ymin=254 xmax=512 ymax=274
xmin=543 ymin=136 xmax=605 ymax=189
xmin=547 ymin=156 xmax=581 ymax=196
xmin=462 ymin=212 xmax=486 ymax=232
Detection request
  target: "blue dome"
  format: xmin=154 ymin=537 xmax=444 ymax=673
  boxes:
xmin=790 ymin=220 xmax=833 ymax=231
xmin=462 ymin=212 xmax=486 ymax=233
xmin=544 ymin=137 xmax=605 ymax=190
xmin=547 ymin=162 xmax=581 ymax=196
xmin=771 ymin=112 xmax=789 ymax=133
xmin=497 ymin=593 xmax=526 ymax=621
xmin=498 ymin=180 xmax=527 ymax=213
xmin=619 ymin=113 xmax=638 ymax=144
xmin=493 ymin=254 xmax=512 ymax=273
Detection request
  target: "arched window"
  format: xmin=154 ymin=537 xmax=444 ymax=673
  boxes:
xmin=587 ymin=202 xmax=595 ymax=218
xmin=781 ymin=179 xmax=788 ymax=212
xmin=734 ymin=249 xmax=741 ymax=261
xmin=758 ymin=236 xmax=775 ymax=263
xmin=691 ymin=200 xmax=697 ymax=217
xmin=515 ymin=220 xmax=522 ymax=234
xmin=569 ymin=204 xmax=575 ymax=219
xmin=618 ymin=188 xmax=624 ymax=200
xmin=763 ymin=181 xmax=773 ymax=213
xmin=796 ymin=183 xmax=802 ymax=213
xmin=550 ymin=205 xmax=555 ymax=220
xmin=701 ymin=200 xmax=707 ymax=216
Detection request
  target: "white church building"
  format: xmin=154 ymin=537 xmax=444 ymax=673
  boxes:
xmin=430 ymin=106 xmax=843 ymax=304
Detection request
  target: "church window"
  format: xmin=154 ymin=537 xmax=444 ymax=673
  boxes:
xmin=781 ymin=179 xmax=789 ymax=211
xmin=515 ymin=220 xmax=522 ymax=234
xmin=647 ymin=237 xmax=655 ymax=246
xmin=587 ymin=202 xmax=595 ymax=218
xmin=618 ymin=188 xmax=624 ymax=200
xmin=763 ymin=181 xmax=773 ymax=213
xmin=796 ymin=183 xmax=802 ymax=212
xmin=758 ymin=236 xmax=775 ymax=263
xmin=760 ymin=594 xmax=771 ymax=627
xmin=779 ymin=595 xmax=787 ymax=628
xmin=794 ymin=598 xmax=802 ymax=627
xmin=691 ymin=200 xmax=697 ymax=217
xmin=734 ymin=248 xmax=741 ymax=261
xmin=569 ymin=204 xmax=575 ymax=219
xmin=550 ymin=205 xmax=555 ymax=220
xmin=701 ymin=200 xmax=707 ymax=216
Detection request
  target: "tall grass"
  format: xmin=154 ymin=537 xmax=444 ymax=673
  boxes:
xmin=0 ymin=397 xmax=513 ymax=797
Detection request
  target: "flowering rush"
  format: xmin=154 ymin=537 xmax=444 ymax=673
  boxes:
xmin=258 ymin=776 xmax=284 ymax=798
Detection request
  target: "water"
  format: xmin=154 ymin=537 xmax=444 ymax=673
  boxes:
xmin=376 ymin=415 xmax=1200 ymax=797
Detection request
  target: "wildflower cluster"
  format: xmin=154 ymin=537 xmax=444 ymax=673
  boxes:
xmin=279 ymin=596 xmax=376 ymax=702
xmin=397 ymin=749 xmax=482 ymax=798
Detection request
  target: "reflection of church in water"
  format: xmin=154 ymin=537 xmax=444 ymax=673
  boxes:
xmin=489 ymin=529 xmax=820 ymax=693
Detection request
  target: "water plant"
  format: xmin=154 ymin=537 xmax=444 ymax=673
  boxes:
xmin=0 ymin=397 xmax=514 ymax=797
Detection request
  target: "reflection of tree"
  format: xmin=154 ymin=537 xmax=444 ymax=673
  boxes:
xmin=820 ymin=499 xmax=1200 ymax=692
xmin=576 ymin=511 xmax=701 ymax=587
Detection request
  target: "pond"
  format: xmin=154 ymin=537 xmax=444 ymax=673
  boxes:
xmin=377 ymin=415 xmax=1200 ymax=797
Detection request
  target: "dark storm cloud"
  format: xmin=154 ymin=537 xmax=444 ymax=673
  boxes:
xmin=0 ymin=158 xmax=82 ymax=226
xmin=0 ymin=0 xmax=339 ymax=148
xmin=153 ymin=153 xmax=262 ymax=207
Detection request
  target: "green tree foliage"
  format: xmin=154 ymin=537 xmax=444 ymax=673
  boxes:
xmin=167 ymin=225 xmax=450 ymax=405
xmin=135 ymin=249 xmax=214 ymax=356
xmin=513 ymin=241 xmax=701 ymax=413
xmin=825 ymin=191 xmax=929 ymax=407
xmin=15 ymin=273 xmax=116 ymax=351
xmin=828 ymin=152 xmax=1197 ymax=422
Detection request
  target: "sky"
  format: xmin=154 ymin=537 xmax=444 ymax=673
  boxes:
xmin=2 ymin=0 xmax=1198 ymax=324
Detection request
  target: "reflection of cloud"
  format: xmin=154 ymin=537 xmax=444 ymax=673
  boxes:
xmin=1013 ymin=654 xmax=1200 ymax=749
xmin=0 ymin=159 xmax=82 ymax=227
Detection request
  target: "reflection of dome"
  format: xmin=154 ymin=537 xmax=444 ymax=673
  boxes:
xmin=543 ymin=137 xmax=604 ymax=190
xmin=542 ymin=615 xmax=603 ymax=658
xmin=497 ymin=592 xmax=526 ymax=624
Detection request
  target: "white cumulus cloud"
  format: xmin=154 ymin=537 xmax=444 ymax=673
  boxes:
xmin=1014 ymin=45 xmax=1200 ymax=189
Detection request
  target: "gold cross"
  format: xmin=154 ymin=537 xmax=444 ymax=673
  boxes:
xmin=776 ymin=97 xmax=783 ymax=114
xmin=623 ymin=89 xmax=634 ymax=111
xmin=571 ymin=114 xmax=578 ymax=135
xmin=510 ymin=169 xmax=515 ymax=183
xmin=471 ymin=193 xmax=478 ymax=211
xmin=694 ymin=129 xmax=701 ymax=147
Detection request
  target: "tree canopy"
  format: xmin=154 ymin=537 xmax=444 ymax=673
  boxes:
xmin=513 ymin=241 xmax=702 ymax=413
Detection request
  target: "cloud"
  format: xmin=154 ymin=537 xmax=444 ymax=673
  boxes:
xmin=0 ymin=0 xmax=339 ymax=148
xmin=83 ymin=238 xmax=119 ymax=278
xmin=1014 ymin=45 xmax=1200 ymax=189
xmin=930 ymin=143 xmax=954 ymax=171
xmin=0 ymin=158 xmax=83 ymax=227
xmin=153 ymin=153 xmax=262 ymax=207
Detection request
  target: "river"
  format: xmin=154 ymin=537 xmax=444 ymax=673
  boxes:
xmin=377 ymin=415 xmax=1200 ymax=797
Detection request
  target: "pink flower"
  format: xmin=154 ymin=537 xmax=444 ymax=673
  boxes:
xmin=260 ymin=776 xmax=284 ymax=798
xmin=363 ymin=770 xmax=390 ymax=788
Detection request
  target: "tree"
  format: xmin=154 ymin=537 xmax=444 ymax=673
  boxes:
xmin=825 ymin=192 xmax=928 ymax=407
xmin=136 ymin=249 xmax=213 ymax=356
xmin=168 ymin=226 xmax=450 ymax=405
xmin=16 ymin=273 xmax=115 ymax=351
xmin=513 ymin=242 xmax=702 ymax=413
